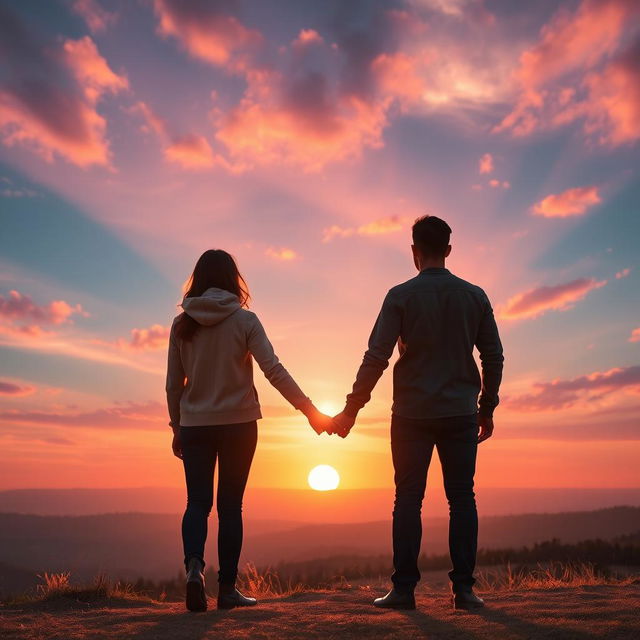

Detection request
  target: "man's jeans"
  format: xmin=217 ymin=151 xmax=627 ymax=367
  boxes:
xmin=180 ymin=421 xmax=257 ymax=585
xmin=390 ymin=412 xmax=478 ymax=594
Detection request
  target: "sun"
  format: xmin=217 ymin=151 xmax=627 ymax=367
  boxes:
xmin=308 ymin=465 xmax=340 ymax=491
xmin=317 ymin=401 xmax=340 ymax=417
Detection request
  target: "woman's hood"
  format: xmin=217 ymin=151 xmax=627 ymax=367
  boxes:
xmin=181 ymin=288 xmax=241 ymax=326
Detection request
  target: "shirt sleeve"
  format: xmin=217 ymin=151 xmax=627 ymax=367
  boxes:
xmin=247 ymin=314 xmax=311 ymax=412
xmin=344 ymin=290 xmax=402 ymax=416
xmin=165 ymin=319 xmax=185 ymax=428
xmin=475 ymin=293 xmax=504 ymax=418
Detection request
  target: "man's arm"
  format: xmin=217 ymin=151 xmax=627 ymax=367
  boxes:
xmin=475 ymin=292 xmax=504 ymax=424
xmin=341 ymin=291 xmax=402 ymax=425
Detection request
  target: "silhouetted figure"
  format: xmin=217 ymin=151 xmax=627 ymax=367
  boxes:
xmin=166 ymin=250 xmax=331 ymax=612
xmin=332 ymin=216 xmax=504 ymax=610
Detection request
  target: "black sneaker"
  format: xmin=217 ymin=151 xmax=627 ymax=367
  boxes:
xmin=373 ymin=588 xmax=416 ymax=610
xmin=185 ymin=557 xmax=207 ymax=612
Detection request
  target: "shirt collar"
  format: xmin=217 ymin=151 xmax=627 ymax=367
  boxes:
xmin=419 ymin=267 xmax=449 ymax=275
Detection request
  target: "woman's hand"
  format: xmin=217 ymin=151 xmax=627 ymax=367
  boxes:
xmin=304 ymin=404 xmax=334 ymax=435
xmin=171 ymin=429 xmax=183 ymax=459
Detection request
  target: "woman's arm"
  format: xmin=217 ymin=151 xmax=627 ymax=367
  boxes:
xmin=165 ymin=320 xmax=185 ymax=430
xmin=247 ymin=313 xmax=311 ymax=411
xmin=247 ymin=314 xmax=332 ymax=434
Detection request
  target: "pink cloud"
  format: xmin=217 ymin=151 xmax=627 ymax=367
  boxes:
xmin=0 ymin=380 xmax=36 ymax=397
xmin=265 ymin=247 xmax=298 ymax=261
xmin=0 ymin=8 xmax=128 ymax=167
xmin=164 ymin=135 xmax=216 ymax=170
xmin=145 ymin=4 xmax=508 ymax=172
xmin=495 ymin=0 xmax=640 ymax=145
xmin=0 ymin=400 xmax=165 ymax=430
xmin=616 ymin=268 xmax=631 ymax=279
xmin=0 ymin=293 xmax=165 ymax=373
xmin=292 ymin=29 xmax=324 ymax=49
xmin=499 ymin=277 xmax=607 ymax=320
xmin=323 ymin=216 xmax=407 ymax=242
xmin=488 ymin=179 xmax=509 ymax=189
xmin=214 ymin=68 xmax=390 ymax=172
xmin=505 ymin=365 xmax=640 ymax=412
xmin=0 ymin=290 xmax=88 ymax=328
xmin=579 ymin=41 xmax=640 ymax=146
xmin=153 ymin=0 xmax=263 ymax=72
xmin=207 ymin=9 xmax=435 ymax=171
xmin=532 ymin=186 xmax=601 ymax=218
xmin=630 ymin=328 xmax=640 ymax=343
xmin=62 ymin=37 xmax=128 ymax=101
xmin=93 ymin=324 xmax=170 ymax=352
xmin=479 ymin=152 xmax=494 ymax=174
xmin=371 ymin=52 xmax=426 ymax=107
xmin=71 ymin=0 xmax=117 ymax=33
xmin=132 ymin=101 xmax=222 ymax=171
xmin=128 ymin=324 xmax=170 ymax=351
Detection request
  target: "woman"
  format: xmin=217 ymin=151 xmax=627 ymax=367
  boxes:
xmin=166 ymin=249 xmax=331 ymax=612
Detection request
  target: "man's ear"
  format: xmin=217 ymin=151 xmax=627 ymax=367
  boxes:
xmin=445 ymin=245 xmax=452 ymax=258
xmin=411 ymin=244 xmax=420 ymax=270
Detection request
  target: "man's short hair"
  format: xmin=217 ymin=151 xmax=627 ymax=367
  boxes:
xmin=412 ymin=215 xmax=452 ymax=258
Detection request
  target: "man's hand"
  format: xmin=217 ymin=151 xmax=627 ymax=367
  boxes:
xmin=332 ymin=411 xmax=355 ymax=438
xmin=478 ymin=415 xmax=494 ymax=443
xmin=171 ymin=429 xmax=183 ymax=459
xmin=304 ymin=405 xmax=334 ymax=435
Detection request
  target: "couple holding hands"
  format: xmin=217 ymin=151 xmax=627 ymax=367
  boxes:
xmin=166 ymin=215 xmax=504 ymax=612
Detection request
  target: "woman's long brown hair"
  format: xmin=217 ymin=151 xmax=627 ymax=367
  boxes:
xmin=174 ymin=250 xmax=249 ymax=342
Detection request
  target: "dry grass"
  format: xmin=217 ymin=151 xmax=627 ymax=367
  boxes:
xmin=236 ymin=563 xmax=308 ymax=598
xmin=4 ymin=571 xmax=153 ymax=606
xmin=3 ymin=561 xmax=637 ymax=609
xmin=476 ymin=560 xmax=637 ymax=591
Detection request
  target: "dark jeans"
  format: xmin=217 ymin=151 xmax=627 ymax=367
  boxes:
xmin=179 ymin=421 xmax=257 ymax=585
xmin=390 ymin=412 xmax=478 ymax=594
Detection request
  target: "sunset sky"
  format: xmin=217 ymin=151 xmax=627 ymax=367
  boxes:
xmin=0 ymin=0 xmax=638 ymax=496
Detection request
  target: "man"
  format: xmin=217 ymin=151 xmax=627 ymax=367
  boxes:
xmin=332 ymin=215 xmax=504 ymax=610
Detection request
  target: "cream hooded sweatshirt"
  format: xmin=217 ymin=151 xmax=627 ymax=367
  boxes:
xmin=166 ymin=287 xmax=311 ymax=427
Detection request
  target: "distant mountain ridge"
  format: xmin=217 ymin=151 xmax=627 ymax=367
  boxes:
xmin=0 ymin=507 xmax=638 ymax=583
xmin=1 ymin=486 xmax=638 ymax=521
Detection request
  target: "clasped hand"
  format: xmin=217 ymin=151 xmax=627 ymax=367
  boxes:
xmin=304 ymin=405 xmax=355 ymax=438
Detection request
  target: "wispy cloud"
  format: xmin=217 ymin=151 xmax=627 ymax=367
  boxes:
xmin=615 ymin=267 xmax=631 ymax=279
xmin=0 ymin=289 xmax=88 ymax=333
xmin=479 ymin=152 xmax=494 ymax=174
xmin=494 ymin=0 xmax=640 ymax=146
xmin=630 ymin=328 xmax=640 ymax=343
xmin=0 ymin=400 xmax=165 ymax=430
xmin=152 ymin=0 xmax=262 ymax=72
xmin=504 ymin=365 xmax=640 ymax=412
xmin=0 ymin=6 xmax=128 ymax=166
xmin=0 ymin=291 xmax=163 ymax=373
xmin=499 ymin=277 xmax=607 ymax=320
xmin=93 ymin=324 xmax=170 ymax=351
xmin=0 ymin=379 xmax=36 ymax=397
xmin=532 ymin=186 xmax=601 ymax=218
xmin=323 ymin=216 xmax=408 ymax=242
xmin=71 ymin=0 xmax=117 ymax=33
xmin=265 ymin=247 xmax=298 ymax=261
xmin=131 ymin=101 xmax=220 ymax=170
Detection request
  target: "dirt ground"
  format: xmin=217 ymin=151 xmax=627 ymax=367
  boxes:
xmin=2 ymin=584 xmax=639 ymax=639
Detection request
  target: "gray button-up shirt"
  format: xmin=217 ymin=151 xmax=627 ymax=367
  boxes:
xmin=344 ymin=267 xmax=504 ymax=419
